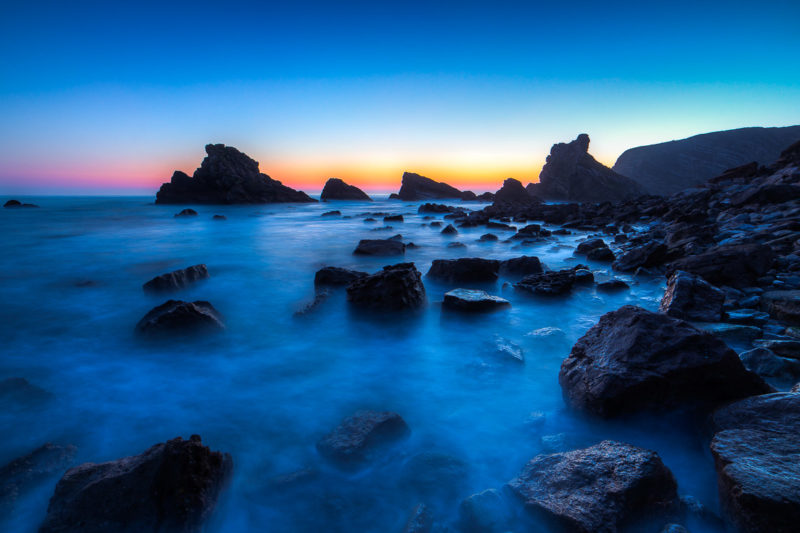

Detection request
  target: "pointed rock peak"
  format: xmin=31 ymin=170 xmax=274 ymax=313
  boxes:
xmin=575 ymin=133 xmax=590 ymax=152
xmin=321 ymin=178 xmax=372 ymax=201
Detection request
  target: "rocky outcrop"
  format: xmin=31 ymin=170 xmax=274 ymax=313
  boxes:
xmin=314 ymin=266 xmax=368 ymax=287
xmin=353 ymin=239 xmax=406 ymax=256
xmin=441 ymin=223 xmax=458 ymax=235
xmin=3 ymin=199 xmax=38 ymax=208
xmin=393 ymin=172 xmax=474 ymax=201
xmin=514 ymin=266 xmax=592 ymax=295
xmin=499 ymin=256 xmax=543 ymax=277
xmin=174 ymin=208 xmax=197 ymax=217
xmin=39 ymin=435 xmax=232 ymax=533
xmin=346 ymin=263 xmax=426 ymax=310
xmin=559 ymin=306 xmax=772 ymax=417
xmin=492 ymin=178 xmax=539 ymax=205
xmin=443 ymin=289 xmax=510 ymax=311
xmin=528 ymin=134 xmax=645 ymax=203
xmin=660 ymin=270 xmax=725 ymax=322
xmin=507 ymin=440 xmax=679 ymax=533
xmin=667 ymin=243 xmax=774 ymax=288
xmin=709 ymin=393 xmax=800 ymax=532
xmin=613 ymin=125 xmax=800 ymax=196
xmin=135 ymin=300 xmax=225 ymax=336
xmin=155 ymin=144 xmax=316 ymax=204
xmin=427 ymin=258 xmax=500 ymax=283
xmin=320 ymin=178 xmax=372 ymax=201
xmin=612 ymin=241 xmax=667 ymax=271
xmin=142 ymin=265 xmax=209 ymax=293
xmin=1 ymin=443 xmax=76 ymax=514
xmin=316 ymin=410 xmax=409 ymax=467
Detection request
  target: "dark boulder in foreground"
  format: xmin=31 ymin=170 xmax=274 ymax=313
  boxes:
xmin=156 ymin=144 xmax=315 ymax=204
xmin=427 ymin=258 xmax=500 ymax=283
xmin=346 ymin=263 xmax=426 ymax=310
xmin=320 ymin=178 xmax=372 ymax=201
xmin=507 ymin=440 xmax=678 ymax=533
xmin=667 ymin=243 xmax=774 ymax=289
xmin=394 ymin=172 xmax=474 ymax=201
xmin=135 ymin=300 xmax=225 ymax=336
xmin=709 ymin=393 xmax=800 ymax=532
xmin=3 ymin=199 xmax=38 ymax=208
xmin=559 ymin=306 xmax=772 ymax=418
xmin=143 ymin=264 xmax=209 ymax=293
xmin=0 ymin=443 xmax=76 ymax=514
xmin=39 ymin=435 xmax=232 ymax=533
xmin=353 ymin=239 xmax=406 ymax=256
xmin=660 ymin=270 xmax=724 ymax=322
xmin=316 ymin=410 xmax=409 ymax=467
xmin=314 ymin=266 xmax=368 ymax=287
xmin=514 ymin=266 xmax=592 ymax=295
xmin=443 ymin=289 xmax=510 ymax=312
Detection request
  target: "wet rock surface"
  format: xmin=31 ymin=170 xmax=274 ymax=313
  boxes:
xmin=443 ymin=289 xmax=510 ymax=312
xmin=142 ymin=264 xmax=209 ymax=293
xmin=135 ymin=300 xmax=225 ymax=336
xmin=316 ymin=410 xmax=409 ymax=467
xmin=0 ymin=443 xmax=76 ymax=514
xmin=353 ymin=239 xmax=406 ymax=256
xmin=660 ymin=270 xmax=725 ymax=322
xmin=427 ymin=258 xmax=500 ymax=283
xmin=514 ymin=265 xmax=591 ymax=295
xmin=346 ymin=263 xmax=426 ymax=310
xmin=314 ymin=266 xmax=368 ymax=287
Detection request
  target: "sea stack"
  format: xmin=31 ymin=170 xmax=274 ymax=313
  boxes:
xmin=320 ymin=178 xmax=372 ymax=201
xmin=391 ymin=172 xmax=476 ymax=201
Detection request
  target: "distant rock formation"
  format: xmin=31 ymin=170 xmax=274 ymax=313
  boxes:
xmin=320 ymin=178 xmax=372 ymax=201
xmin=391 ymin=172 xmax=476 ymax=201
xmin=527 ymin=134 xmax=645 ymax=203
xmin=613 ymin=125 xmax=800 ymax=196
xmin=155 ymin=144 xmax=316 ymax=204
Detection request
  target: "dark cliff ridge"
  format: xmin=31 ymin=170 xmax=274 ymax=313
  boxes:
xmin=320 ymin=178 xmax=372 ymax=201
xmin=155 ymin=144 xmax=316 ymax=204
xmin=527 ymin=134 xmax=645 ymax=203
xmin=391 ymin=172 xmax=477 ymax=201
xmin=613 ymin=125 xmax=800 ymax=196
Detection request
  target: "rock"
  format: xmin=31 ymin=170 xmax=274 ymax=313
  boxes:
xmin=404 ymin=503 xmax=433 ymax=533
xmin=507 ymin=440 xmax=679 ymax=533
xmin=760 ymin=290 xmax=800 ymax=325
xmin=587 ymin=247 xmax=615 ymax=261
xmin=211 ymin=214 xmax=226 ymax=220
xmin=499 ymin=256 xmax=543 ymax=277
xmin=559 ymin=305 xmax=772 ymax=417
xmin=612 ymin=241 xmax=668 ymax=271
xmin=157 ymin=144 xmax=315 ymax=204
xmin=731 ymin=183 xmax=800 ymax=207
xmin=478 ymin=233 xmax=498 ymax=242
xmin=384 ymin=214 xmax=404 ymax=222
xmin=0 ymin=443 xmax=76 ymax=514
xmin=39 ymin=435 xmax=232 ymax=533
xmin=443 ymin=289 xmax=510 ymax=312
xmin=459 ymin=489 xmax=511 ymax=533
xmin=353 ymin=239 xmax=406 ymax=256
xmin=135 ymin=300 xmax=225 ymax=337
xmin=321 ymin=210 xmax=341 ymax=217
xmin=447 ymin=242 xmax=466 ymax=248
xmin=346 ymin=263 xmax=426 ymax=310
xmin=514 ymin=266 xmax=589 ymax=296
xmin=429 ymin=221 xmax=442 ymax=228
xmin=528 ymin=134 xmax=645 ymax=203
xmin=709 ymin=393 xmax=800 ymax=532
xmin=492 ymin=178 xmax=538 ymax=205
xmin=142 ymin=264 xmax=209 ymax=293
xmin=740 ymin=348 xmax=800 ymax=379
xmin=320 ymin=178 xmax=372 ymax=201
xmin=293 ymin=290 xmax=330 ymax=317
xmin=427 ymin=258 xmax=500 ymax=283
xmin=400 ymin=451 xmax=469 ymax=497
xmin=0 ymin=377 xmax=53 ymax=409
xmin=660 ymin=525 xmax=689 ymax=533
xmin=660 ymin=270 xmax=725 ymax=322
xmin=394 ymin=172 xmax=474 ymax=201
xmin=695 ymin=323 xmax=762 ymax=346
xmin=753 ymin=339 xmax=800 ymax=359
xmin=174 ymin=208 xmax=198 ymax=217
xmin=418 ymin=203 xmax=455 ymax=213
xmin=596 ymin=279 xmax=629 ymax=292
xmin=3 ymin=199 xmax=38 ymax=208
xmin=576 ymin=238 xmax=608 ymax=255
xmin=314 ymin=266 xmax=368 ymax=287
xmin=725 ymin=308 xmax=770 ymax=326
xmin=316 ymin=411 xmax=409 ymax=467
xmin=668 ymin=244 xmax=775 ymax=289
xmin=441 ymin=223 xmax=458 ymax=235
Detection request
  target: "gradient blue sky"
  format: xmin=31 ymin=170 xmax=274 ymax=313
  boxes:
xmin=1 ymin=0 xmax=799 ymax=193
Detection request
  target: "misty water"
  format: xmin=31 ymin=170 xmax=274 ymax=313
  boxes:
xmin=1 ymin=197 xmax=723 ymax=532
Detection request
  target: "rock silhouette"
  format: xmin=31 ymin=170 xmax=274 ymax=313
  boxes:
xmin=320 ymin=178 xmax=372 ymax=201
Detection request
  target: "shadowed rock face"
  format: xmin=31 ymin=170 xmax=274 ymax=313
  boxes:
xmin=660 ymin=270 xmax=724 ymax=322
xmin=39 ymin=435 xmax=232 ymax=533
xmin=493 ymin=178 xmax=539 ymax=205
xmin=613 ymin=125 xmax=800 ymax=196
xmin=155 ymin=144 xmax=316 ymax=204
xmin=528 ymin=134 xmax=645 ymax=203
xmin=143 ymin=264 xmax=209 ymax=293
xmin=507 ymin=440 xmax=679 ymax=533
xmin=135 ymin=300 xmax=225 ymax=336
xmin=346 ymin=263 xmax=426 ymax=310
xmin=316 ymin=410 xmax=409 ymax=467
xmin=320 ymin=178 xmax=372 ymax=201
xmin=394 ymin=172 xmax=474 ymax=201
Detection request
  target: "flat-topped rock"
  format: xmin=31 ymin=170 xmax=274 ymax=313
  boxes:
xmin=427 ymin=258 xmax=500 ymax=283
xmin=443 ymin=289 xmax=510 ymax=312
xmin=143 ymin=264 xmax=209 ymax=293
xmin=499 ymin=255 xmax=543 ymax=277
xmin=135 ymin=300 xmax=225 ymax=336
xmin=320 ymin=178 xmax=372 ymax=201
xmin=316 ymin=410 xmax=409 ymax=467
xmin=353 ymin=239 xmax=406 ymax=256
xmin=346 ymin=263 xmax=426 ymax=310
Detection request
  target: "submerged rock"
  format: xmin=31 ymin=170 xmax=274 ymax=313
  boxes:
xmin=314 ymin=266 xmax=368 ymax=287
xmin=346 ymin=263 xmax=426 ymax=310
xmin=427 ymin=258 xmax=500 ymax=283
xmin=400 ymin=451 xmax=469 ymax=498
xmin=443 ymin=289 xmax=510 ymax=312
xmin=142 ymin=264 xmax=209 ymax=293
xmin=135 ymin=300 xmax=225 ymax=336
xmin=478 ymin=233 xmax=498 ymax=242
xmin=156 ymin=144 xmax=315 ymax=204
xmin=441 ymin=223 xmax=458 ymax=235
xmin=320 ymin=178 xmax=372 ymax=201
xmin=596 ymin=279 xmax=629 ymax=292
xmin=404 ymin=503 xmax=433 ymax=533
xmin=0 ymin=443 xmax=76 ymax=514
xmin=353 ymin=239 xmax=406 ymax=256
xmin=174 ymin=208 xmax=198 ymax=217
xmin=660 ymin=270 xmax=725 ymax=322
xmin=559 ymin=305 xmax=772 ymax=417
xmin=39 ymin=435 xmax=232 ymax=533
xmin=459 ymin=488 xmax=511 ymax=533
xmin=507 ymin=440 xmax=678 ymax=532
xmin=384 ymin=214 xmax=404 ymax=222
xmin=3 ymin=199 xmax=38 ymax=208
xmin=0 ymin=377 xmax=53 ymax=409
xmin=709 ymin=393 xmax=800 ymax=532
xmin=316 ymin=410 xmax=409 ymax=467
xmin=321 ymin=210 xmax=341 ymax=217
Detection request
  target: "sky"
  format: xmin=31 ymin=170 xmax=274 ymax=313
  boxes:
xmin=1 ymin=0 xmax=799 ymax=194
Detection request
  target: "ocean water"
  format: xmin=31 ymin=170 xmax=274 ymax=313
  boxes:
xmin=0 ymin=196 xmax=722 ymax=532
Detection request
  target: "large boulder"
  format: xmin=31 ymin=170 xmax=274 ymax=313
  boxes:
xmin=528 ymin=134 xmax=645 ymax=203
xmin=659 ymin=270 xmax=725 ymax=322
xmin=667 ymin=243 xmax=775 ymax=289
xmin=499 ymin=256 xmax=543 ymax=277
xmin=142 ymin=264 xmax=209 ymax=293
xmin=559 ymin=306 xmax=772 ymax=417
xmin=346 ymin=263 xmax=426 ymax=310
xmin=443 ymin=289 xmax=510 ymax=312
xmin=320 ymin=178 xmax=372 ymax=201
xmin=427 ymin=258 xmax=500 ymax=283
xmin=353 ymin=239 xmax=406 ymax=256
xmin=394 ymin=172 xmax=473 ymax=201
xmin=760 ymin=290 xmax=800 ymax=326
xmin=1 ymin=443 xmax=76 ymax=514
xmin=155 ymin=144 xmax=316 ymax=204
xmin=316 ymin=410 xmax=409 ymax=467
xmin=135 ymin=300 xmax=225 ymax=336
xmin=709 ymin=393 xmax=800 ymax=532
xmin=39 ymin=435 xmax=232 ymax=533
xmin=507 ymin=440 xmax=679 ymax=533
xmin=492 ymin=178 xmax=539 ymax=205
xmin=314 ymin=266 xmax=368 ymax=287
